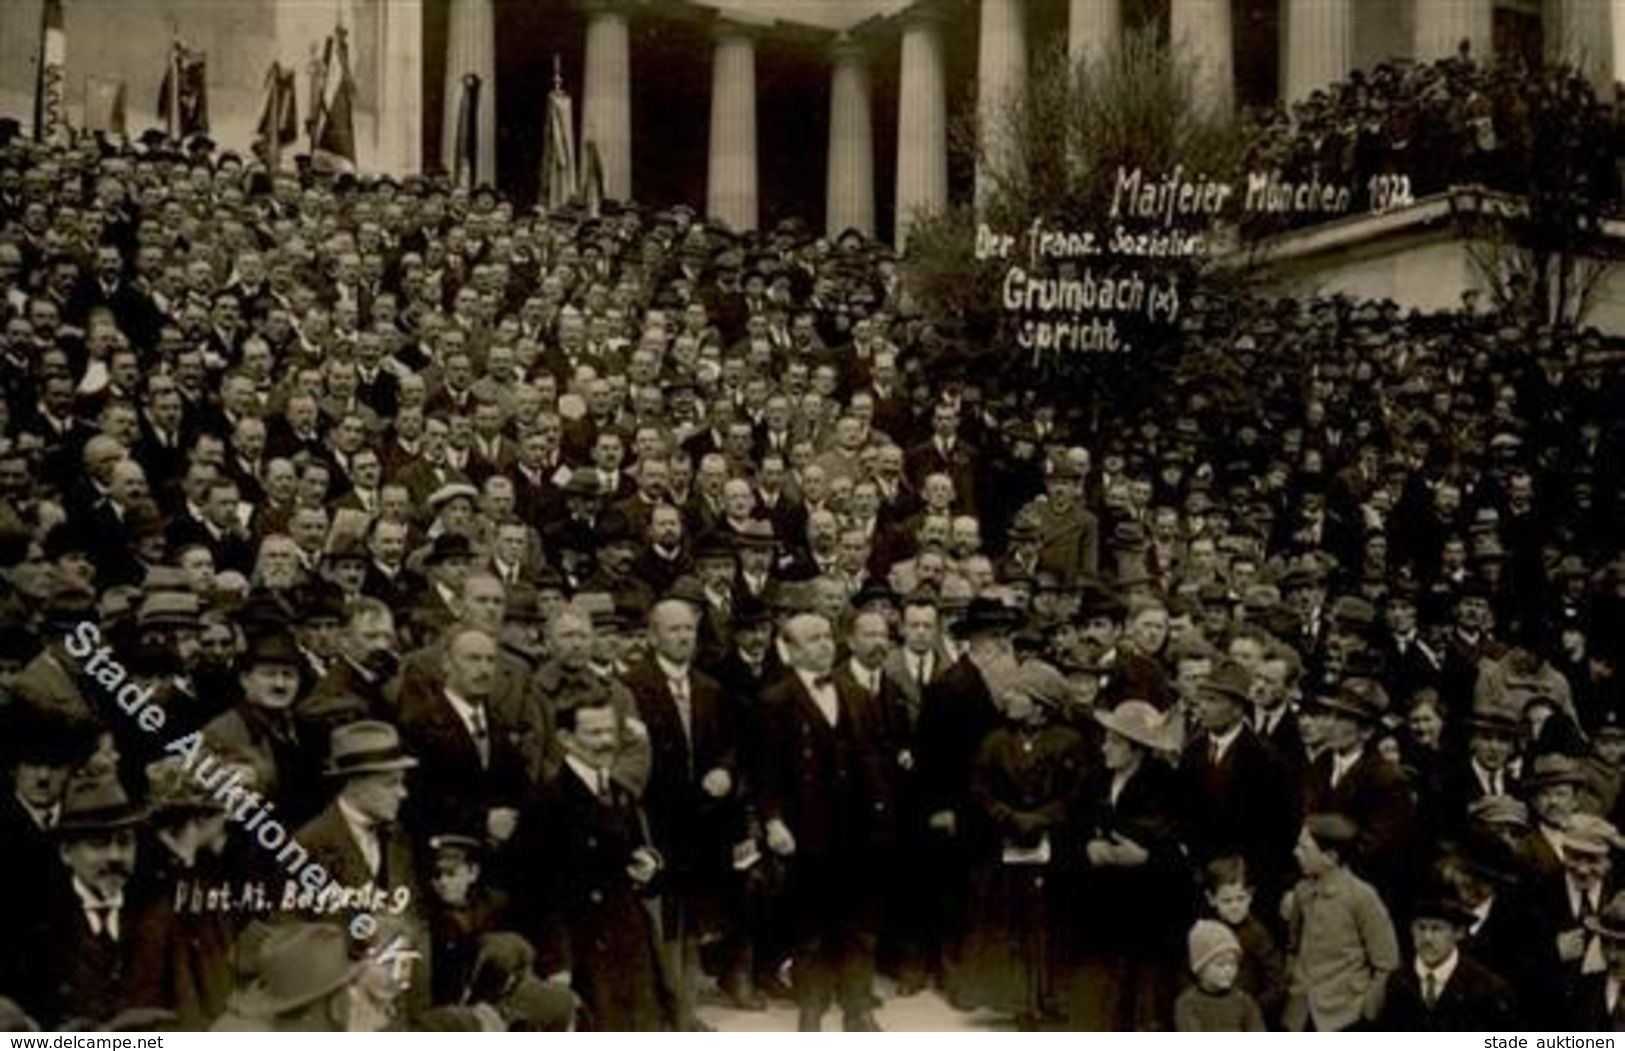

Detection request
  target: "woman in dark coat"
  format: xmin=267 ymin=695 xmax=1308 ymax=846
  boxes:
xmin=1066 ymin=699 xmax=1190 ymax=1031
xmin=955 ymin=661 xmax=1088 ymax=1028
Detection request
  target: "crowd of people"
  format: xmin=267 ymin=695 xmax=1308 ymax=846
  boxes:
xmin=1242 ymin=46 xmax=1624 ymax=231
xmin=0 ymin=110 xmax=1620 ymax=1033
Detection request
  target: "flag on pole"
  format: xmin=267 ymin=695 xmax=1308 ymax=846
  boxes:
xmin=452 ymin=73 xmax=482 ymax=189
xmin=34 ymin=0 xmax=67 ymax=144
xmin=84 ymin=76 xmax=126 ymax=137
xmin=312 ymin=24 xmax=357 ymax=168
xmin=580 ymin=140 xmax=604 ymax=219
xmin=306 ymin=37 xmax=331 ymax=151
xmin=158 ymin=42 xmax=209 ymax=140
xmin=254 ymin=62 xmax=299 ymax=171
xmin=541 ymin=60 xmax=577 ymax=209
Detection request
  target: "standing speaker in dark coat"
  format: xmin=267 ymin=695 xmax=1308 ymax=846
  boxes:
xmin=755 ymin=613 xmax=894 ymax=1031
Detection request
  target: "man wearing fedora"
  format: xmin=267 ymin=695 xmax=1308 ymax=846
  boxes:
xmin=1427 ymin=707 xmax=1523 ymax=839
xmin=203 ymin=626 xmax=323 ymax=821
xmin=1179 ymin=658 xmax=1303 ymax=923
xmin=1526 ymin=813 xmax=1623 ymax=1023
xmin=23 ymin=772 xmax=155 ymax=1027
xmin=1302 ymin=677 xmax=1416 ymax=904
xmin=1377 ymin=888 xmax=1520 ymax=1030
xmin=403 ymin=533 xmax=477 ymax=650
xmin=241 ymin=923 xmax=366 ymax=1032
xmin=1518 ymin=751 xmax=1590 ymax=894
xmin=296 ymin=719 xmax=431 ymax=1019
xmin=1571 ymin=891 xmax=1625 ymax=1030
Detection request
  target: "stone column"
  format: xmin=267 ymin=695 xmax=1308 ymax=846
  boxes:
xmin=1068 ymin=0 xmax=1121 ymax=71
xmin=1413 ymin=0 xmax=1492 ymax=61
xmin=826 ymin=37 xmax=876 ymax=238
xmin=1283 ymin=0 xmax=1353 ymax=102
xmin=895 ymin=6 xmax=948 ymax=246
xmin=1546 ymin=0 xmax=1618 ymax=92
xmin=582 ymin=0 xmax=632 ymax=201
xmin=976 ymin=0 xmax=1027 ymax=206
xmin=377 ymin=0 xmax=423 ymax=177
xmin=1172 ymin=0 xmax=1234 ymax=114
xmin=442 ymin=0 xmax=497 ymax=183
xmin=707 ymin=21 xmax=758 ymax=231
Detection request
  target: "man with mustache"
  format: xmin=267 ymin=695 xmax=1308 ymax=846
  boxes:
xmin=25 ymin=773 xmax=153 ymax=1027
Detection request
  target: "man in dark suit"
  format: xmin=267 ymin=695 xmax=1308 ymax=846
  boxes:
xmin=1570 ymin=891 xmax=1625 ymax=1030
xmin=295 ymin=719 xmax=432 ymax=1013
xmin=1302 ymin=678 xmax=1417 ymax=904
xmin=1378 ymin=892 xmax=1520 ymax=1030
xmin=756 ymin=612 xmax=894 ymax=1031
xmin=621 ymin=598 xmax=741 ymax=1028
xmin=913 ymin=597 xmax=1019 ymax=993
xmin=22 ymin=773 xmax=152 ymax=1028
xmin=520 ymin=690 xmax=667 ymax=1030
xmin=905 ymin=403 xmax=980 ymax=511
xmin=394 ymin=625 xmax=538 ymax=855
xmin=1427 ymin=708 xmax=1521 ymax=838
xmin=1179 ymin=659 xmax=1303 ymax=919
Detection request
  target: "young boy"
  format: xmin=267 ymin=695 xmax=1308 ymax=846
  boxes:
xmin=1175 ymin=920 xmax=1266 ymax=1031
xmin=1204 ymin=855 xmax=1287 ymax=1023
xmin=1283 ymin=814 xmax=1400 ymax=1031
xmin=426 ymin=833 xmax=511 ymax=1005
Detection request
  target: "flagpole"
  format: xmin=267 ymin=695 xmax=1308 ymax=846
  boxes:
xmin=169 ymin=40 xmax=181 ymax=142
xmin=267 ymin=63 xmax=281 ymax=174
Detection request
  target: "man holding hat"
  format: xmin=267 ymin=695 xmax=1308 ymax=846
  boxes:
xmin=1570 ymin=891 xmax=1625 ymax=1029
xmin=1377 ymin=886 xmax=1519 ymax=1029
xmin=1429 ymin=706 xmax=1523 ymax=838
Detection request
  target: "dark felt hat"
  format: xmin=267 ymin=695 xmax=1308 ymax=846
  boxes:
xmin=425 ymin=532 xmax=477 ymax=565
xmin=55 ymin=773 xmax=150 ymax=836
xmin=951 ymin=597 xmax=1023 ymax=640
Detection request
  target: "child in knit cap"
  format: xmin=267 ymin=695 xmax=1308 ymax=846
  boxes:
xmin=1175 ymin=919 xmax=1266 ymax=1031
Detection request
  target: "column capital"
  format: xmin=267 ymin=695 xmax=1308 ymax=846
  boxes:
xmin=577 ymin=0 xmax=635 ymax=16
xmin=710 ymin=14 xmax=768 ymax=43
xmin=830 ymin=32 xmax=876 ymax=66
xmin=896 ymin=0 xmax=954 ymax=31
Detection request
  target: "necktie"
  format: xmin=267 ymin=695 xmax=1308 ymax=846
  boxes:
xmin=1423 ymin=971 xmax=1438 ymax=1009
xmin=90 ymin=904 xmax=119 ymax=942
xmin=670 ymin=674 xmax=693 ymax=745
xmin=468 ymin=704 xmax=490 ymax=767
xmin=913 ymin=653 xmax=926 ymax=685
xmin=1209 ymin=738 xmax=1223 ymax=767
xmin=597 ymin=767 xmax=612 ymax=800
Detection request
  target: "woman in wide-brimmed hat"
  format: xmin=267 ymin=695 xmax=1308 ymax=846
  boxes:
xmin=954 ymin=660 xmax=1088 ymax=1029
xmin=1066 ymin=700 xmax=1189 ymax=1031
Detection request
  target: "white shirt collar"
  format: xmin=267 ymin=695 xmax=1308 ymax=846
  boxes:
xmin=654 ymin=654 xmax=689 ymax=683
xmin=565 ymin=753 xmax=609 ymax=796
xmin=1208 ymin=721 xmax=1244 ymax=763
xmin=1415 ymin=949 xmax=1459 ymax=992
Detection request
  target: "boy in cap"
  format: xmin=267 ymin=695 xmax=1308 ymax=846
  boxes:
xmin=1283 ymin=814 xmax=1400 ymax=1031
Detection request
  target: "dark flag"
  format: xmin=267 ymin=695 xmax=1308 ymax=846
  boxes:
xmin=312 ymin=24 xmax=357 ymax=168
xmin=158 ymin=42 xmax=209 ymax=140
xmin=254 ymin=62 xmax=299 ymax=170
xmin=452 ymin=73 xmax=481 ymax=189
xmin=33 ymin=0 xmax=66 ymax=144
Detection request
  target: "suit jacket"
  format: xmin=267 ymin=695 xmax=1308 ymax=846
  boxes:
xmin=23 ymin=879 xmax=148 ymax=1027
xmin=620 ymin=657 xmax=741 ymax=884
xmin=1303 ymin=745 xmax=1417 ymax=897
xmin=1179 ymin=726 xmax=1302 ymax=899
xmin=1378 ymin=952 xmax=1519 ymax=1031
xmin=520 ymin=765 xmax=664 ymax=1030
xmin=395 ymin=679 xmax=542 ymax=840
xmin=755 ymin=671 xmax=895 ymax=861
xmin=914 ymin=655 xmax=1004 ymax=825
xmin=905 ymin=438 xmax=981 ymax=510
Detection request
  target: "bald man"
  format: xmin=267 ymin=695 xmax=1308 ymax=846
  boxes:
xmin=621 ymin=598 xmax=740 ymax=1029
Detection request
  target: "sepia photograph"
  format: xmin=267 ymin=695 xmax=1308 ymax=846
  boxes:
xmin=0 ymin=0 xmax=1622 ymax=1034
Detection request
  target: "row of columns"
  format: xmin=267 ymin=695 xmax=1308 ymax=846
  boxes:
xmin=432 ymin=0 xmax=1613 ymax=243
